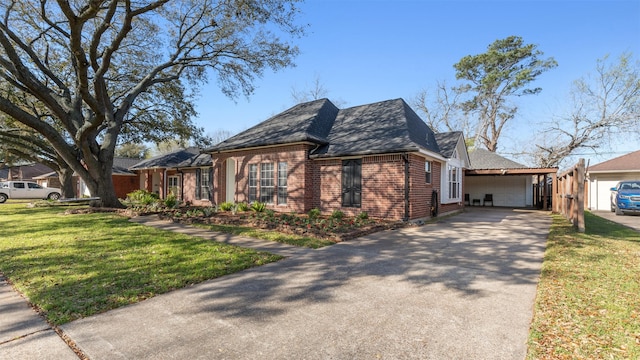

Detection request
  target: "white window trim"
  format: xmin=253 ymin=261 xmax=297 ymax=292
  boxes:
xmin=441 ymin=157 xmax=465 ymax=204
xmin=168 ymin=175 xmax=181 ymax=200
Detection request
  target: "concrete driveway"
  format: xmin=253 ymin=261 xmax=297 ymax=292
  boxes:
xmin=61 ymin=208 xmax=550 ymax=359
xmin=591 ymin=210 xmax=640 ymax=232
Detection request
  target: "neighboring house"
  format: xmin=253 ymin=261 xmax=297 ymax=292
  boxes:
xmin=205 ymin=98 xmax=470 ymax=221
xmin=466 ymin=149 xmax=557 ymax=208
xmin=33 ymin=157 xmax=141 ymax=199
xmin=130 ymin=148 xmax=214 ymax=206
xmin=586 ymin=149 xmax=640 ymax=211
xmin=0 ymin=163 xmax=53 ymax=181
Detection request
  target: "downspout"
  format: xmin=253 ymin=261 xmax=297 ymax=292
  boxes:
xmin=402 ymin=153 xmax=410 ymax=221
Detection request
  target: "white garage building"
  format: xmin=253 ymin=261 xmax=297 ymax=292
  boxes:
xmin=587 ymin=150 xmax=640 ymax=211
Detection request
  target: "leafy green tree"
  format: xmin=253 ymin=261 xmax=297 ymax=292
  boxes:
xmin=454 ymin=36 xmax=558 ymax=152
xmin=533 ymin=53 xmax=640 ymax=167
xmin=115 ymin=143 xmax=150 ymax=159
xmin=0 ymin=0 xmax=303 ymax=207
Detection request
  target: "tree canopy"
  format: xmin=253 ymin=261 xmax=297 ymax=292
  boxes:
xmin=454 ymin=36 xmax=557 ymax=151
xmin=0 ymin=0 xmax=304 ymax=207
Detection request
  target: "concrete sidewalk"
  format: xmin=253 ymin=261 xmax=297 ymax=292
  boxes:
xmin=0 ymin=276 xmax=77 ymax=360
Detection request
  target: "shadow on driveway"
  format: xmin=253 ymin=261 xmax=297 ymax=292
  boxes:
xmin=62 ymin=208 xmax=551 ymax=360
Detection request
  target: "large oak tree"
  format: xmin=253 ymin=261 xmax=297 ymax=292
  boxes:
xmin=0 ymin=0 xmax=303 ymax=207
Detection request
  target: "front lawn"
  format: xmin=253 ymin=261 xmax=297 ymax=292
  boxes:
xmin=528 ymin=212 xmax=640 ymax=359
xmin=0 ymin=202 xmax=283 ymax=325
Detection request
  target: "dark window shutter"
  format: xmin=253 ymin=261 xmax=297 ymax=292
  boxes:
xmin=195 ymin=168 xmax=201 ymax=199
xmin=342 ymin=159 xmax=362 ymax=207
xmin=353 ymin=160 xmax=361 ymax=207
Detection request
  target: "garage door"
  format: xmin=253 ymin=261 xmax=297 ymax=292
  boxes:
xmin=590 ymin=173 xmax=640 ymax=211
xmin=466 ymin=175 xmax=531 ymax=207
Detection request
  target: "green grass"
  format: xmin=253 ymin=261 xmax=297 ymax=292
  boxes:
xmin=0 ymin=202 xmax=283 ymax=325
xmin=194 ymin=223 xmax=336 ymax=249
xmin=528 ymin=211 xmax=640 ymax=359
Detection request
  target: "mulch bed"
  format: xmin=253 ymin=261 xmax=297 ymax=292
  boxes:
xmin=158 ymin=211 xmax=409 ymax=242
xmin=61 ymin=206 xmax=410 ymax=242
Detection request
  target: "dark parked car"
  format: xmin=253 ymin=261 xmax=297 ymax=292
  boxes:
xmin=610 ymin=180 xmax=640 ymax=215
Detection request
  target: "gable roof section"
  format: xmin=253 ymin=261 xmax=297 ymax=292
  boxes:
xmin=130 ymin=147 xmax=201 ymax=170
xmin=206 ymin=98 xmax=339 ymax=152
xmin=588 ymin=150 xmax=640 ymax=173
xmin=311 ymin=98 xmax=440 ymax=158
xmin=469 ymin=148 xmax=526 ymax=170
xmin=434 ymin=132 xmax=463 ymax=159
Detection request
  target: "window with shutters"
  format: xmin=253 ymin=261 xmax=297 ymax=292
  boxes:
xmin=342 ymin=159 xmax=362 ymax=207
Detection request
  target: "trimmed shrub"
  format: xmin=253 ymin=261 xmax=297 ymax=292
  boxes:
xmin=330 ymin=210 xmax=345 ymax=220
xmin=219 ymin=201 xmax=234 ymax=211
xmin=164 ymin=193 xmax=178 ymax=208
xmin=308 ymin=208 xmax=321 ymax=220
xmin=251 ymin=202 xmax=266 ymax=212
xmin=237 ymin=202 xmax=250 ymax=212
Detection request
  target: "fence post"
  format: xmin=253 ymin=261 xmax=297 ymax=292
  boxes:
xmin=576 ymin=158 xmax=585 ymax=232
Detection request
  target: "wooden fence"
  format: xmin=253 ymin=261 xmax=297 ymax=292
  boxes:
xmin=553 ymin=158 xmax=585 ymax=232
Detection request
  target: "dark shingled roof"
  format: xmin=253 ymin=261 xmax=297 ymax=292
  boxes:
xmin=311 ymin=98 xmax=440 ymax=158
xmin=468 ymin=148 xmax=526 ymax=170
xmin=588 ymin=150 xmax=640 ymax=172
xmin=113 ymin=157 xmax=141 ymax=175
xmin=205 ymin=98 xmax=339 ymax=152
xmin=0 ymin=163 xmax=54 ymax=180
xmin=130 ymin=147 xmax=201 ymax=170
xmin=176 ymin=152 xmax=212 ymax=168
xmin=434 ymin=132 xmax=463 ymax=159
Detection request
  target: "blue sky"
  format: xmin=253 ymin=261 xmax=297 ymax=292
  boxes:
xmin=194 ymin=0 xmax=640 ymax=165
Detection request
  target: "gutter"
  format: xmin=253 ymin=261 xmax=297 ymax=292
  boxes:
xmin=402 ymin=153 xmax=410 ymax=221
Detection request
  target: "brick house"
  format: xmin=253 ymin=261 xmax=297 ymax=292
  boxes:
xmin=130 ymin=148 xmax=215 ymax=206
xmin=205 ymin=98 xmax=470 ymax=221
xmin=32 ymin=157 xmax=140 ymax=199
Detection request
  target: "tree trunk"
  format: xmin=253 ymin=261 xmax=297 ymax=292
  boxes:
xmin=87 ymin=173 xmax=124 ymax=208
xmin=83 ymin=155 xmax=125 ymax=208
xmin=58 ymin=166 xmax=75 ymax=199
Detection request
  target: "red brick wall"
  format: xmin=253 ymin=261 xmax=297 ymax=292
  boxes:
xmin=212 ymin=144 xmax=314 ymax=212
xmin=113 ymin=175 xmax=139 ymax=199
xmin=316 ymin=154 xmax=441 ymax=220
xmin=210 ymin=146 xmax=462 ymax=220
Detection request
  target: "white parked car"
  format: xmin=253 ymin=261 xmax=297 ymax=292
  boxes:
xmin=0 ymin=181 xmax=62 ymax=203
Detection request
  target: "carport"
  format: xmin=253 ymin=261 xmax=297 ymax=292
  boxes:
xmin=466 ymin=149 xmax=557 ymax=209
